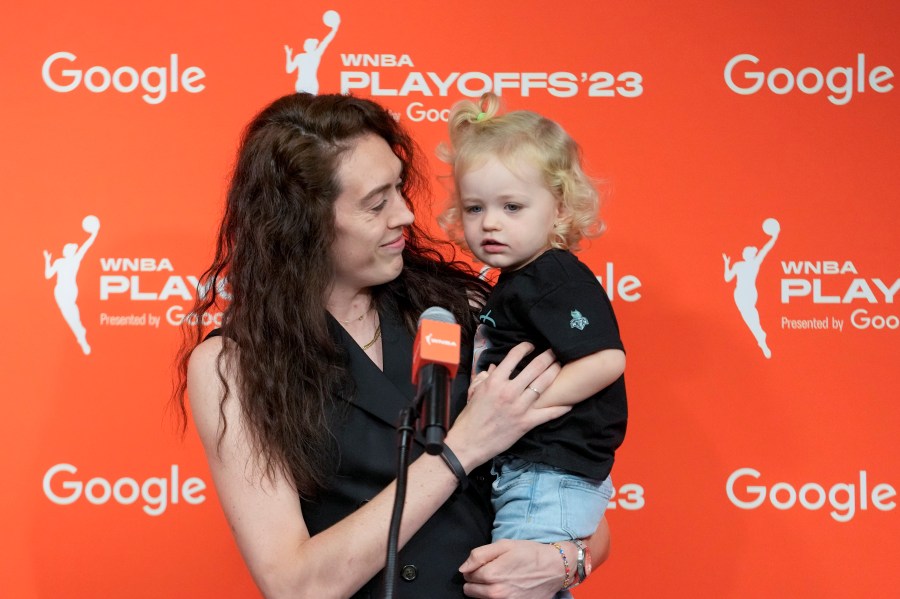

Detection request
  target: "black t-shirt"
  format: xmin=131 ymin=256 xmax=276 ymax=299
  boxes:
xmin=474 ymin=249 xmax=627 ymax=480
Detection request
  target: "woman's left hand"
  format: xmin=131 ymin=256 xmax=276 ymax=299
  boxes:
xmin=448 ymin=344 xmax=566 ymax=471
xmin=459 ymin=539 xmax=563 ymax=599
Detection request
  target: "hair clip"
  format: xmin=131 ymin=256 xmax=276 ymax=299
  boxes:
xmin=475 ymin=112 xmax=487 ymax=122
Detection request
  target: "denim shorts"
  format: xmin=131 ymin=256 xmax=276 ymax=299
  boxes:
xmin=491 ymin=456 xmax=612 ymax=598
xmin=491 ymin=456 xmax=613 ymax=542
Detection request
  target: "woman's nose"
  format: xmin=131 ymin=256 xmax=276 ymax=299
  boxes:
xmin=390 ymin=196 xmax=415 ymax=228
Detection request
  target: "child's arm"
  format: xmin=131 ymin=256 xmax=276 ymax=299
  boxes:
xmin=532 ymin=348 xmax=625 ymax=409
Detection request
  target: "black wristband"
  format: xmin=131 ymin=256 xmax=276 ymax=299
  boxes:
xmin=439 ymin=444 xmax=469 ymax=491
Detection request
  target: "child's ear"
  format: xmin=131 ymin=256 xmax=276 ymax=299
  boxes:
xmin=554 ymin=199 xmax=569 ymax=221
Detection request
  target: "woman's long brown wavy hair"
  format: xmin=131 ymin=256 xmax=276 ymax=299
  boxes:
xmin=174 ymin=93 xmax=489 ymax=498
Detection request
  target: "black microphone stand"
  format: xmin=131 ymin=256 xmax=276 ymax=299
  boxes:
xmin=381 ymin=406 xmax=416 ymax=599
xmin=382 ymin=366 xmax=449 ymax=599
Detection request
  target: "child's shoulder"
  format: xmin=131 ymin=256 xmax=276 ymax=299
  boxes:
xmin=514 ymin=250 xmax=599 ymax=298
xmin=529 ymin=249 xmax=593 ymax=280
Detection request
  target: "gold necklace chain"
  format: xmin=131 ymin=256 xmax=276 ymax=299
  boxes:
xmin=340 ymin=304 xmax=372 ymax=325
xmin=361 ymin=323 xmax=381 ymax=350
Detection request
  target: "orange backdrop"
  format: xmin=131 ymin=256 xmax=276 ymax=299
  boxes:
xmin=3 ymin=1 xmax=898 ymax=597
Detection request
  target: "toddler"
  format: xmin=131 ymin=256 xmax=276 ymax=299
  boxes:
xmin=439 ymin=92 xmax=627 ymax=596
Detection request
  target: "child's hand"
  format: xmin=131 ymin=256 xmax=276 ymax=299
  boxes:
xmin=467 ymin=365 xmax=495 ymax=402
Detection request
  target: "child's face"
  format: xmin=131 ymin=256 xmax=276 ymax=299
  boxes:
xmin=458 ymin=154 xmax=560 ymax=272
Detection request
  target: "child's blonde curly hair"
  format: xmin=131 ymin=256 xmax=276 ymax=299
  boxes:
xmin=438 ymin=92 xmax=603 ymax=254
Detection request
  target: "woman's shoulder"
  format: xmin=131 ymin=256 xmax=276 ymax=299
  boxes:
xmin=186 ymin=334 xmax=235 ymax=409
xmin=185 ymin=333 xmax=246 ymax=444
xmin=189 ymin=333 xmax=225 ymax=369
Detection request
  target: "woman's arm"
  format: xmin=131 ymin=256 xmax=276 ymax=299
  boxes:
xmin=532 ymin=349 xmax=625 ymax=409
xmin=459 ymin=517 xmax=611 ymax=598
xmin=188 ymin=338 xmax=566 ymax=598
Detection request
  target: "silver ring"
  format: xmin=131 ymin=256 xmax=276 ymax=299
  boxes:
xmin=527 ymin=385 xmax=542 ymax=397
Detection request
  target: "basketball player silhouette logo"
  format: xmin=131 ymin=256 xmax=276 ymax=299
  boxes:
xmin=723 ymin=218 xmax=780 ymax=358
xmin=285 ymin=10 xmax=341 ymax=94
xmin=44 ymin=215 xmax=99 ymax=355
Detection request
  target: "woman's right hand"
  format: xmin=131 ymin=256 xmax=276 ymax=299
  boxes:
xmin=460 ymin=517 xmax=611 ymax=599
xmin=446 ymin=342 xmax=567 ymax=472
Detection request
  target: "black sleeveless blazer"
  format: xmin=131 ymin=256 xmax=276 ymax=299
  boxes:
xmin=301 ymin=305 xmax=493 ymax=598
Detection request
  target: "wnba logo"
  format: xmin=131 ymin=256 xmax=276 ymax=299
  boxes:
xmin=43 ymin=215 xmax=100 ymax=355
xmin=723 ymin=218 xmax=780 ymax=358
xmin=285 ymin=10 xmax=341 ymax=94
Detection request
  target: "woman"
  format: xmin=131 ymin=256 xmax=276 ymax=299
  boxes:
xmin=175 ymin=92 xmax=610 ymax=598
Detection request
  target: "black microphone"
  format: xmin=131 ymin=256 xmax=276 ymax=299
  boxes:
xmin=411 ymin=307 xmax=461 ymax=454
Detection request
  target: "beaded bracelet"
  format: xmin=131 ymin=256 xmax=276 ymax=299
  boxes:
xmin=439 ymin=444 xmax=469 ymax=491
xmin=549 ymin=542 xmax=572 ymax=590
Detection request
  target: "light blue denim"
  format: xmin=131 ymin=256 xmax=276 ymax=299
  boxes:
xmin=491 ymin=456 xmax=613 ymax=599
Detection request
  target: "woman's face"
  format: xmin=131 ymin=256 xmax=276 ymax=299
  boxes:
xmin=329 ymin=133 xmax=415 ymax=294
